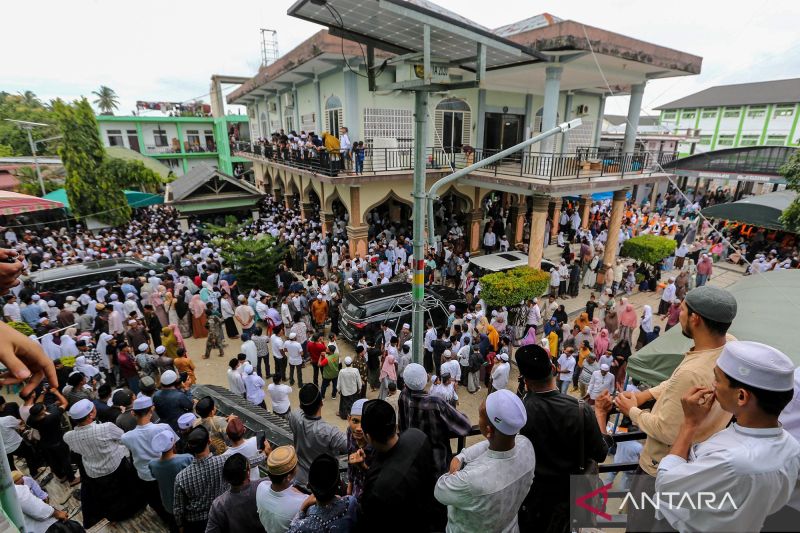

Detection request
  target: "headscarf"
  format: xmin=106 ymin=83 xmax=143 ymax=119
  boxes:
xmin=575 ymin=312 xmax=590 ymax=331
xmin=41 ymin=333 xmax=62 ymax=360
xmin=60 ymin=330 xmax=79 ymax=358
xmin=619 ymin=303 xmax=638 ymax=329
xmin=219 ymin=279 xmax=232 ymax=297
xmin=189 ymin=294 xmax=206 ymax=318
xmin=199 ymin=283 xmax=210 ymax=303
xmin=169 ymin=323 xmax=185 ymax=350
xmin=96 ymin=333 xmax=114 ymax=366
xmin=176 ymin=287 xmax=189 ymax=319
xmin=544 ymin=317 xmax=559 ymax=336
xmin=590 ymin=318 xmax=601 ymax=336
xmin=161 ymin=326 xmax=178 ymax=359
xmin=520 ymin=327 xmax=538 ymax=346
xmin=150 ymin=287 xmax=164 ymax=307
xmin=486 ymin=324 xmax=499 ymax=351
xmin=75 ymin=355 xmax=99 ymax=377
xmin=604 ymin=307 xmax=619 ymax=334
xmin=641 ymin=305 xmax=654 ymax=333
xmin=547 ymin=331 xmax=559 ymax=358
xmin=594 ymin=328 xmax=610 ymax=356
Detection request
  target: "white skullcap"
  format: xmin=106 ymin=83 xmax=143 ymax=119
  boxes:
xmin=149 ymin=270 xmax=156 ymax=276
xmin=344 ymin=356 xmax=352 ymax=365
xmin=498 ymin=352 xmax=509 ymax=362
xmin=128 ymin=319 xmax=138 ymax=326
xmin=133 ymin=395 xmax=153 ymax=410
xmin=151 ymin=429 xmax=178 ymax=453
xmin=288 ymin=332 xmax=297 ymax=339
xmin=160 ymin=370 xmax=178 ymax=385
xmin=111 ymin=294 xmax=119 ymax=301
xmin=68 ymin=399 xmax=94 ymax=419
xmin=137 ymin=343 xmax=149 ymax=353
xmin=47 ymin=300 xmax=56 ymax=307
xmin=403 ymin=363 xmax=428 ymax=391
xmin=431 ymin=375 xmax=439 ymax=384
xmin=32 ymin=295 xmax=40 ymax=301
xmin=600 ymin=363 xmax=610 ymax=371
xmin=243 ymin=363 xmax=254 ymax=375
xmin=99 ymin=280 xmax=107 ymax=286
xmin=443 ymin=350 xmax=452 ymax=358
xmin=402 ymin=323 xmax=410 ymax=329
xmin=155 ymin=346 xmax=166 ymax=355
xmin=448 ymin=305 xmax=456 ymax=312
xmin=177 ymin=413 xmax=197 ymax=430
xmin=465 ymin=313 xmax=474 ymax=320
xmin=351 ymin=398 xmax=367 ymax=416
xmin=317 ymin=294 xmax=323 ymax=300
xmin=717 ymin=341 xmax=794 ymax=391
xmin=485 ymin=389 xmax=527 ymax=435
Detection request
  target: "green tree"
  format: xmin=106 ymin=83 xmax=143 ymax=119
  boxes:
xmin=53 ymin=98 xmax=130 ymax=225
xmin=101 ymin=157 xmax=163 ymax=193
xmin=0 ymin=92 xmax=59 ymax=156
xmin=779 ymin=150 xmax=800 ymax=233
xmin=92 ymin=86 xmax=119 ymax=115
xmin=0 ymin=144 xmax=12 ymax=157
xmin=620 ymin=234 xmax=676 ymax=266
xmin=479 ymin=266 xmax=550 ymax=307
xmin=213 ymin=235 xmax=285 ymax=293
xmin=14 ymin=166 xmax=62 ymax=196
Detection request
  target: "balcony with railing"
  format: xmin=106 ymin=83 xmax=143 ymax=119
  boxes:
xmin=231 ymin=141 xmax=677 ymax=185
xmin=144 ymin=142 xmax=218 ymax=156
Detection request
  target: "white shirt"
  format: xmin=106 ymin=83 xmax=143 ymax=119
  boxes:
xmin=256 ymin=482 xmax=307 ymax=533
xmin=223 ymin=437 xmax=261 ymax=480
xmin=337 ymin=367 xmax=362 ymax=397
xmin=435 ymin=436 xmax=536 ymax=533
xmin=661 ymin=282 xmax=676 ymax=303
xmin=556 ymin=354 xmax=576 ymax=381
xmin=241 ymin=340 xmax=258 ymax=367
xmin=270 ymin=334 xmax=285 ymax=359
xmin=63 ymin=422 xmax=129 ymax=478
xmin=244 ymin=373 xmax=266 ymax=405
xmin=441 ymin=359 xmax=461 ymax=382
xmin=227 ymin=368 xmax=245 ymax=396
xmin=284 ymin=340 xmax=304 ymax=365
xmin=587 ymin=370 xmax=615 ymax=399
xmin=0 ymin=416 xmax=22 ymax=453
xmin=121 ymin=422 xmax=175 ymax=481
xmin=3 ymin=302 xmax=21 ymax=322
xmin=491 ymin=362 xmax=510 ymax=391
xmin=16 ymin=484 xmax=57 ymax=533
xmin=268 ymin=383 xmax=292 ymax=414
xmin=656 ymin=424 xmax=800 ymax=533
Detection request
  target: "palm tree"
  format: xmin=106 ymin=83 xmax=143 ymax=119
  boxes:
xmin=92 ymin=86 xmax=119 ymax=115
xmin=18 ymin=90 xmax=40 ymax=107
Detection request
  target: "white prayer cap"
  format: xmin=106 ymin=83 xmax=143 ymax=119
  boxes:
xmin=133 ymin=395 xmax=153 ymax=410
xmin=350 ymin=398 xmax=367 ymax=416
xmin=149 ymin=270 xmax=156 ymax=276
xmin=137 ymin=343 xmax=149 ymax=353
xmin=243 ymin=363 xmax=254 ymax=375
xmin=238 ymin=295 xmax=246 ymax=301
xmin=110 ymin=294 xmax=119 ymax=301
xmin=32 ymin=294 xmax=40 ymax=301
xmin=717 ymin=341 xmax=794 ymax=391
xmin=498 ymin=352 xmax=509 ymax=362
xmin=99 ymin=280 xmax=107 ymax=286
xmin=344 ymin=356 xmax=352 ymax=365
xmin=155 ymin=346 xmax=166 ymax=355
xmin=177 ymin=413 xmax=197 ymax=430
xmin=68 ymin=399 xmax=94 ymax=420
xmin=128 ymin=319 xmax=138 ymax=326
xmin=485 ymin=389 xmax=527 ymax=436
xmin=448 ymin=304 xmax=456 ymax=312
xmin=151 ymin=430 xmax=177 ymax=453
xmin=47 ymin=300 xmax=56 ymax=307
xmin=402 ymin=323 xmax=410 ymax=330
xmin=431 ymin=375 xmax=439 ymax=385
xmin=443 ymin=350 xmax=452 ymax=359
xmin=465 ymin=313 xmax=474 ymax=320
xmin=317 ymin=294 xmax=323 ymax=300
xmin=289 ymin=332 xmax=297 ymax=340
xmin=403 ymin=363 xmax=428 ymax=391
xmin=600 ymin=363 xmax=610 ymax=371
xmin=160 ymin=370 xmax=178 ymax=385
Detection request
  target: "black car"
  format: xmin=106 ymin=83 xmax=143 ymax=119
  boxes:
xmin=26 ymin=258 xmax=165 ymax=304
xmin=338 ymin=282 xmax=467 ymax=343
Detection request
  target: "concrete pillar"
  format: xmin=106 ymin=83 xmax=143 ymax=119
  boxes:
xmin=321 ymin=211 xmax=334 ymax=235
xmin=593 ymin=94 xmax=606 ymax=148
xmin=252 ymin=209 xmax=260 ymax=222
xmin=523 ymin=94 xmax=534 ymax=139
xmin=622 ymin=83 xmax=646 ymax=154
xmin=650 ymin=182 xmax=659 ymax=207
xmin=343 ymin=70 xmax=360 ymax=140
xmin=514 ymin=209 xmax=526 ymax=247
xmin=300 ymin=201 xmax=314 ymax=222
xmin=293 ymin=85 xmax=301 ymax=134
xmin=560 ymin=92 xmax=574 ymax=154
xmin=475 ymin=89 xmax=487 ymax=149
xmin=549 ymin=201 xmax=560 ymax=241
xmin=284 ymin=194 xmax=295 ymax=211
xmin=541 ymin=65 xmax=563 ymax=153
xmin=314 ymin=77 xmax=322 ymax=132
xmin=580 ymin=195 xmax=591 ymax=229
xmin=602 ymin=189 xmax=628 ymax=268
xmin=469 ymin=209 xmax=483 ymax=255
xmin=347 ymin=224 xmax=369 ymax=258
xmin=349 ymin=186 xmax=361 ymax=227
xmin=528 ymin=195 xmax=551 ymax=268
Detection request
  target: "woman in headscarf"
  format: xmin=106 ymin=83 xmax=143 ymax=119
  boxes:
xmin=685 ymin=258 xmax=697 ymax=290
xmin=486 ymin=324 xmax=500 ymax=352
xmin=219 ymin=279 xmax=232 ymax=298
xmin=553 ymin=304 xmax=568 ymax=327
xmin=160 ymin=326 xmax=179 ymax=359
xmin=489 ymin=310 xmax=506 ymax=336
xmin=176 ymin=286 xmax=192 ymax=339
xmin=519 ymin=326 xmax=538 ymax=347
xmin=164 ymin=289 xmax=179 ymax=326
xmin=593 ymin=328 xmax=610 ymax=357
xmin=40 ymin=333 xmax=62 ymax=361
xmin=60 ymin=329 xmax=79 ymax=359
xmin=574 ymin=312 xmax=590 ymax=331
xmin=75 ymin=355 xmax=100 ymax=380
xmin=168 ymin=324 xmax=186 ymax=351
xmin=189 ymin=294 xmax=208 ymax=339
xmin=636 ymin=305 xmax=654 ymax=350
xmin=590 ymin=317 xmax=601 ymax=336
xmin=612 ymin=336 xmax=632 ymax=391
xmin=604 ymin=304 xmax=619 ymax=336
xmin=173 ymin=348 xmax=196 ymax=387
xmin=199 ymin=282 xmax=211 ymax=303
xmin=96 ymin=333 xmax=114 ymax=373
xmin=618 ymin=302 xmax=638 ymax=344
xmin=151 ymin=286 xmax=169 ymax=328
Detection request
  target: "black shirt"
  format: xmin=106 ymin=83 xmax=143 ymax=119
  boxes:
xmin=27 ymin=406 xmax=66 ymax=447
xmin=585 ymin=301 xmax=598 ymax=321
xmin=358 ymin=428 xmax=439 ymax=532
xmin=366 ymin=348 xmax=381 ymax=371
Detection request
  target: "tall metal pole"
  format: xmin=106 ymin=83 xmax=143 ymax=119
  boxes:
xmin=26 ymin=128 xmax=46 ymax=196
xmin=0 ymin=434 xmax=26 ymax=530
xmin=411 ymin=90 xmax=428 ymax=365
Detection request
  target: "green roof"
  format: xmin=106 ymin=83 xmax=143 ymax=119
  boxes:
xmin=43 ymin=188 xmax=163 ymax=214
xmin=174 ymin=197 xmax=259 ymax=214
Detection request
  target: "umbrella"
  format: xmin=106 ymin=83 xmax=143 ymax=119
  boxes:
xmin=0 ymin=190 xmax=63 ymax=216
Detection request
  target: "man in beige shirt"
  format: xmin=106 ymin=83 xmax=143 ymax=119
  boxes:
xmin=615 ymin=285 xmax=737 ymax=531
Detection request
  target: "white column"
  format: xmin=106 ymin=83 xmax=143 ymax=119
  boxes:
xmin=623 ymin=83 xmax=646 ymax=153
xmin=541 ymin=65 xmax=563 ymax=153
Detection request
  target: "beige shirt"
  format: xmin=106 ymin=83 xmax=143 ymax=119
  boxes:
xmin=629 ymin=337 xmax=734 ymax=476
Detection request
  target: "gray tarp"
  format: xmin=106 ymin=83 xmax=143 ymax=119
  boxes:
xmin=627 ymin=269 xmax=800 ymax=387
xmin=700 ymin=190 xmax=798 ymax=232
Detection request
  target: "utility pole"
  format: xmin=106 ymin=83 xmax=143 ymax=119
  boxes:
xmin=5 ymin=119 xmax=52 ymax=196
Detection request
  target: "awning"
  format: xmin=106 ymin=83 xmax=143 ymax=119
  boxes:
xmin=627 ymin=270 xmax=800 ymax=387
xmin=174 ymin=197 xmax=259 ymax=214
xmin=0 ymin=190 xmax=64 ymax=216
xmin=700 ymin=190 xmax=798 ymax=232
xmin=43 ymin=188 xmax=163 ymax=214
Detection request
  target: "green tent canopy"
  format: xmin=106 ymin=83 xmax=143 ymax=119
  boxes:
xmin=627 ymin=270 xmax=800 ymax=387
xmin=700 ymin=190 xmax=798 ymax=232
xmin=43 ymin=188 xmax=163 ymax=214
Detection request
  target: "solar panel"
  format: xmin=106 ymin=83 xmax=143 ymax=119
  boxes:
xmin=288 ymin=0 xmax=545 ymax=71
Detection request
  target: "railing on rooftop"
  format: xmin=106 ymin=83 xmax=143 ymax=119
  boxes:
xmin=144 ymin=143 xmax=216 ymax=155
xmin=232 ymin=141 xmax=677 ymax=182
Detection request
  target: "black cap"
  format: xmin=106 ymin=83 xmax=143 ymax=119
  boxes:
xmin=299 ymin=383 xmax=321 ymax=406
xmin=112 ymin=389 xmax=134 ymax=407
xmin=186 ymin=426 xmax=210 ymax=454
xmin=516 ymin=344 xmax=554 ymax=380
xmin=307 ymin=454 xmax=340 ymax=497
xmin=361 ymin=399 xmax=396 ymax=436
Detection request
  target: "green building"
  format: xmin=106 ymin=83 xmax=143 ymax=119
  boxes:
xmin=656 ymin=78 xmax=800 ymax=156
xmin=96 ymin=114 xmax=251 ymax=176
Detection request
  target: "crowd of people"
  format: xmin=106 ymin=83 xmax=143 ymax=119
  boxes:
xmin=0 ymin=177 xmax=800 ymax=532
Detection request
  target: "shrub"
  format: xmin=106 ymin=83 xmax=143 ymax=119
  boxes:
xmin=479 ymin=266 xmax=550 ymax=307
xmin=620 ymin=234 xmax=676 ymax=265
xmin=8 ymin=321 xmax=34 ymax=336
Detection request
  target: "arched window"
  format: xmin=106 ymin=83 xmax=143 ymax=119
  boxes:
xmin=325 ymin=96 xmax=343 ymax=138
xmin=435 ymin=98 xmax=471 ymax=152
xmin=260 ymin=112 xmax=268 ymax=138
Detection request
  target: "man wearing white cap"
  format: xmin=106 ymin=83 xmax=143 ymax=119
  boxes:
xmin=149 ymin=429 xmax=193 ymax=528
xmin=284 ymin=331 xmax=304 ymax=387
xmin=337 ymin=356 xmax=362 ymax=420
xmin=489 ymin=352 xmax=510 ymax=393
xmin=120 ymin=395 xmax=175 ymax=523
xmin=435 ymin=389 xmax=535 ymax=532
xmin=587 ymin=363 xmax=615 ymax=402
xmin=153 ymin=370 xmax=192 ymax=432
xmin=63 ymin=399 xmax=145 ymax=524
xmin=243 ymin=363 xmax=267 ymax=408
xmin=656 ymin=341 xmax=800 ymax=533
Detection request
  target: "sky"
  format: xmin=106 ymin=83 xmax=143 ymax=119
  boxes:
xmin=3 ymin=0 xmax=800 ymax=122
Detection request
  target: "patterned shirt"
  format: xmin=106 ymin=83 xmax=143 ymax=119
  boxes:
xmin=398 ymin=389 xmax=473 ymax=475
xmin=252 ymin=334 xmax=270 ymax=358
xmin=63 ymin=422 xmax=129 ymax=478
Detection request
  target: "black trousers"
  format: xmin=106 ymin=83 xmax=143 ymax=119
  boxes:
xmin=423 ymin=349 xmax=434 ymax=373
xmin=40 ymin=442 xmax=75 ymax=481
xmin=274 ymin=356 xmax=287 ymax=380
xmin=256 ymin=356 xmax=271 ymax=378
xmin=7 ymin=440 xmax=41 ymax=475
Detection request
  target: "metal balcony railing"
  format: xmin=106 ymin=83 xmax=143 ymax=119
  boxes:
xmin=231 ymin=141 xmax=677 ymax=183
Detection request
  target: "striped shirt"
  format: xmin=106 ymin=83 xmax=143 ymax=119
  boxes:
xmin=64 ymin=422 xmax=129 ymax=478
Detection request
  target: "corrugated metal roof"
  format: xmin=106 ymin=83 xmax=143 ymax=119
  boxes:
xmin=655 ymin=78 xmax=800 ymax=110
xmin=168 ymin=163 xmax=262 ymax=202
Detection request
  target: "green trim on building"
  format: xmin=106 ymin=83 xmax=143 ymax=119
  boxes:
xmin=788 ymin=103 xmax=800 ymax=146
xmin=175 ymin=123 xmax=185 ymax=154
xmin=135 ymin=122 xmax=145 ymax=153
xmin=96 ymin=115 xmax=217 ymax=123
xmin=214 ymin=117 xmax=234 ymax=175
xmin=693 ymin=108 xmax=701 ymax=130
xmin=709 ymin=106 xmax=724 ymax=150
xmin=759 ymin=104 xmax=774 ymax=145
xmin=733 ymin=106 xmax=748 ymax=146
xmin=673 ymin=108 xmax=681 ymax=129
xmin=148 ymin=151 xmax=218 ymax=159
